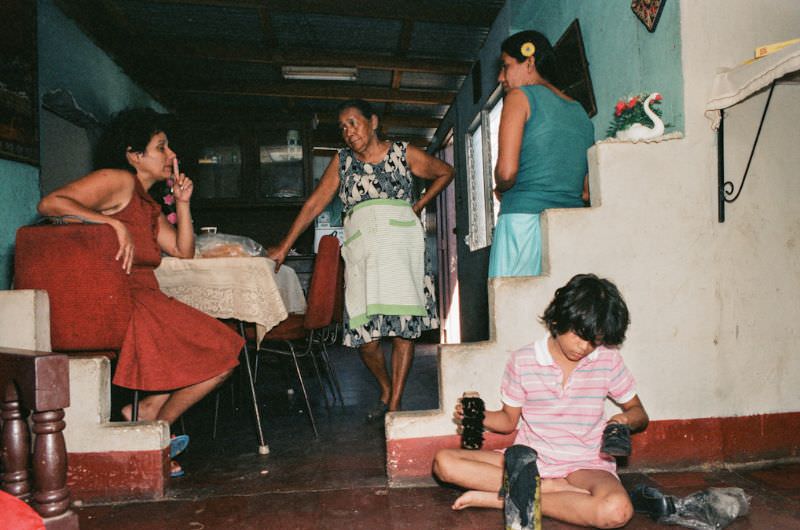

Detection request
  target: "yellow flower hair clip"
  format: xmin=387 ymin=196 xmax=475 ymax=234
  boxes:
xmin=520 ymin=42 xmax=536 ymax=58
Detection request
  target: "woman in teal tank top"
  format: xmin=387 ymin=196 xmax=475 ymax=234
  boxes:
xmin=489 ymin=30 xmax=594 ymax=278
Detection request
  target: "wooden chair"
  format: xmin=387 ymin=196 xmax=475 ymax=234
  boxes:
xmin=257 ymin=235 xmax=344 ymax=438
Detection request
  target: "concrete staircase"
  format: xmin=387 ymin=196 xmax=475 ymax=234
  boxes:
xmin=385 ymin=138 xmax=702 ymax=483
xmin=0 ymin=290 xmax=169 ymax=502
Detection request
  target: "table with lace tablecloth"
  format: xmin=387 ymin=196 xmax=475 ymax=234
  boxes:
xmin=154 ymin=256 xmax=307 ymax=345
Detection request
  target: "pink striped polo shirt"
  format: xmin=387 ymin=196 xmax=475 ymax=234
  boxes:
xmin=500 ymin=335 xmax=638 ymax=478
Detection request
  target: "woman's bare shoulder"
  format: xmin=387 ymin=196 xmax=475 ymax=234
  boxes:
xmin=88 ymin=167 xmax=135 ymax=181
xmin=503 ymin=88 xmax=530 ymax=109
xmin=73 ymin=168 xmax=135 ymax=191
xmin=53 ymin=168 xmax=137 ymax=211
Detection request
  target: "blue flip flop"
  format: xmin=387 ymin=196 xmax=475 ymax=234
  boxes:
xmin=170 ymin=434 xmax=190 ymax=459
xmin=170 ymin=462 xmax=185 ymax=478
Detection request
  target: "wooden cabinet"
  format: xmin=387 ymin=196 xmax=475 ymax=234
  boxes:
xmin=174 ymin=119 xmax=316 ymax=253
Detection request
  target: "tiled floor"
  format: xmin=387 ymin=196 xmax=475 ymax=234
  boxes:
xmin=78 ymin=341 xmax=800 ymax=529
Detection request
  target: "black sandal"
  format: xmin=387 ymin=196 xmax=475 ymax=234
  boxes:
xmin=365 ymin=401 xmax=388 ymax=422
xmin=629 ymin=484 xmax=676 ymax=520
xmin=601 ymin=422 xmax=632 ymax=456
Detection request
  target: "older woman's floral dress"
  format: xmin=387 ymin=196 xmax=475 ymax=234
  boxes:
xmin=338 ymin=141 xmax=439 ymax=347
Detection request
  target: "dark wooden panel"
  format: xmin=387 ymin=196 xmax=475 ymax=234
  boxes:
xmin=192 ymin=203 xmax=313 ymax=254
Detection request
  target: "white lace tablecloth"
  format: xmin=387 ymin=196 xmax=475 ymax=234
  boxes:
xmin=155 ymin=257 xmax=307 ymax=345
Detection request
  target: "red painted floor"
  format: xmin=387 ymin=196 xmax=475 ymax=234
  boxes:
xmin=76 ymin=342 xmax=800 ymax=529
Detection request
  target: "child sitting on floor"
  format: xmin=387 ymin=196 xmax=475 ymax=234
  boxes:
xmin=433 ymin=273 xmax=649 ymax=529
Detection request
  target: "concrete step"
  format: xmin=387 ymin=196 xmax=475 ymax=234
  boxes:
xmin=1 ymin=290 xmax=169 ymax=502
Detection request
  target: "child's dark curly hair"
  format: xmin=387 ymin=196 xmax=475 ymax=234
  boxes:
xmin=541 ymin=274 xmax=630 ymax=347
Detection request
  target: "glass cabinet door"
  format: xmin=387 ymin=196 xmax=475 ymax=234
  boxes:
xmin=259 ymin=129 xmax=305 ymax=199
xmin=191 ymin=131 xmax=242 ymax=199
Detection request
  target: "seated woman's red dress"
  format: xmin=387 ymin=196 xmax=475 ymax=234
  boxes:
xmin=111 ymin=176 xmax=242 ymax=391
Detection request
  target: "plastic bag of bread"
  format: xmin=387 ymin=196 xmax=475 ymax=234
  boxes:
xmin=195 ymin=232 xmax=267 ymax=258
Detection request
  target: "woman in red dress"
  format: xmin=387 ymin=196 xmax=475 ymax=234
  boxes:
xmin=38 ymin=109 xmax=243 ymax=475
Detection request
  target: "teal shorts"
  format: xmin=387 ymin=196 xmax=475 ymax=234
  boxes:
xmin=488 ymin=213 xmax=542 ymax=278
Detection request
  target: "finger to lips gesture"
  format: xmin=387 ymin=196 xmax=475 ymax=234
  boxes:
xmin=171 ymin=158 xmax=193 ymax=202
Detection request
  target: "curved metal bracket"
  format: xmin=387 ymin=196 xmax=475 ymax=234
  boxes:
xmin=718 ymin=81 xmax=777 ymax=222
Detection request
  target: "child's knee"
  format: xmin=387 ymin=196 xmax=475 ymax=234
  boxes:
xmin=595 ymin=493 xmax=633 ymax=529
xmin=432 ymin=449 xmax=457 ymax=482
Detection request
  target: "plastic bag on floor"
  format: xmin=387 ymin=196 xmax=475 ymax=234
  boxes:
xmin=660 ymin=487 xmax=750 ymax=530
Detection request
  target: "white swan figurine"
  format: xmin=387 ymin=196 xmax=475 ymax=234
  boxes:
xmin=615 ymin=92 xmax=665 ymax=142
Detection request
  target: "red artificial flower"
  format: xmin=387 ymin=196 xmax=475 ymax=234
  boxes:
xmin=627 ymin=97 xmax=638 ymax=109
xmin=615 ymin=101 xmax=626 ymax=116
xmin=654 ymin=94 xmax=663 ymax=101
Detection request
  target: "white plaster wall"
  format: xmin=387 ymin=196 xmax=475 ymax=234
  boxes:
xmin=388 ymin=0 xmax=800 ymax=440
xmin=679 ymin=0 xmax=800 ymax=417
xmin=65 ymin=357 xmax=169 ymax=452
xmin=0 ymin=290 xmax=168 ymax=452
xmin=0 ymin=290 xmax=51 ymax=351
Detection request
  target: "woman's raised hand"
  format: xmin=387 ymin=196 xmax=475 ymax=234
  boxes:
xmin=171 ymin=158 xmax=194 ymax=203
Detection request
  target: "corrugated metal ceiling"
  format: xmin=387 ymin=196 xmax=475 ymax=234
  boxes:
xmin=54 ymin=0 xmax=505 ymax=148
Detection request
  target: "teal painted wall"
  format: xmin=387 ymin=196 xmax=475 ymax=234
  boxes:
xmin=38 ymin=0 xmax=164 ymax=122
xmin=510 ymin=0 xmax=684 ymax=139
xmin=0 ymin=162 xmax=40 ymax=289
xmin=0 ymin=0 xmax=163 ymax=289
xmin=440 ymin=0 xmax=684 ymax=340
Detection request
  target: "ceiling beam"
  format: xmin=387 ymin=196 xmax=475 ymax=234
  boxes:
xmin=144 ymin=0 xmax=499 ymax=26
xmin=315 ymin=113 xmax=441 ymax=129
xmin=391 ymin=19 xmax=414 ymax=90
xmin=257 ymin=6 xmax=278 ymax=48
xmin=173 ymin=82 xmax=455 ymax=105
xmin=144 ymin=39 xmax=471 ymax=75
xmin=169 ymin=107 xmax=442 ymax=131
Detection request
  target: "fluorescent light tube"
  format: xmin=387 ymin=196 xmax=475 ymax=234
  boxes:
xmin=281 ymin=66 xmax=358 ymax=81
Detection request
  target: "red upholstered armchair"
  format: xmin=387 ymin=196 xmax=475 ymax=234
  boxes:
xmin=14 ymin=223 xmax=138 ymax=413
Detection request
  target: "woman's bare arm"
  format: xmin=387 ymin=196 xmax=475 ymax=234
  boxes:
xmin=267 ymin=153 xmax=340 ymax=271
xmin=405 ymin=144 xmax=455 ymax=215
xmin=38 ymin=169 xmax=137 ymax=272
xmin=494 ymin=88 xmax=530 ymax=193
xmin=156 ymin=159 xmax=195 ymax=258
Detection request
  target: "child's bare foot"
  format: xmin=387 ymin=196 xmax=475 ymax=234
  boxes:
xmin=452 ymin=490 xmax=503 ymax=510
